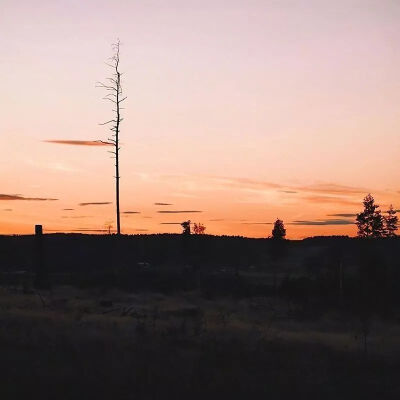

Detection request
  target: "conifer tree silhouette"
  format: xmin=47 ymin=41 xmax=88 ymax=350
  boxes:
xmin=384 ymin=205 xmax=398 ymax=237
xmin=356 ymin=194 xmax=384 ymax=238
xmin=271 ymin=218 xmax=286 ymax=240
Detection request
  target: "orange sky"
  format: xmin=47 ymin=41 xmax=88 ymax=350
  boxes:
xmin=1 ymin=0 xmax=399 ymax=238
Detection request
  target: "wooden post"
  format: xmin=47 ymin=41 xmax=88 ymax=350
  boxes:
xmin=35 ymin=224 xmax=43 ymax=236
xmin=34 ymin=225 xmax=49 ymax=289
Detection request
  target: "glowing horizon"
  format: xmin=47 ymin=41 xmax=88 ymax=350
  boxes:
xmin=1 ymin=0 xmax=399 ymax=239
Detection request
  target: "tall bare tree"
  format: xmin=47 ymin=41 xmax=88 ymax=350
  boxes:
xmin=97 ymin=40 xmax=126 ymax=235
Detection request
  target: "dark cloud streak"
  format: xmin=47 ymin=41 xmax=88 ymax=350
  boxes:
xmin=45 ymin=229 xmax=109 ymax=233
xmin=241 ymin=222 xmax=273 ymax=225
xmin=79 ymin=202 xmax=111 ymax=206
xmin=44 ymin=140 xmax=113 ymax=146
xmin=304 ymin=196 xmax=360 ymax=206
xmin=157 ymin=210 xmax=202 ymax=214
xmin=61 ymin=216 xmax=91 ymax=219
xmin=0 ymin=194 xmax=58 ymax=201
xmin=327 ymin=213 xmax=357 ymax=218
xmin=291 ymin=219 xmax=354 ymax=226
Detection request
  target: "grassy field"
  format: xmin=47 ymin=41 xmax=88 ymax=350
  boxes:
xmin=1 ymin=285 xmax=400 ymax=399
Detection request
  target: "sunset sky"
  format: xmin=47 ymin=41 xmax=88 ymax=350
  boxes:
xmin=1 ymin=0 xmax=399 ymax=238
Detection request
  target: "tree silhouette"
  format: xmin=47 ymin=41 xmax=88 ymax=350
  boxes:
xmin=270 ymin=219 xmax=287 ymax=300
xmin=181 ymin=220 xmax=191 ymax=235
xmin=271 ymin=218 xmax=286 ymax=240
xmin=384 ymin=205 xmax=398 ymax=237
xmin=97 ymin=40 xmax=126 ymax=235
xmin=356 ymin=194 xmax=384 ymax=238
xmin=193 ymin=222 xmax=206 ymax=234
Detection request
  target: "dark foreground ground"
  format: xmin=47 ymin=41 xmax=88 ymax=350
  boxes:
xmin=1 ymin=234 xmax=400 ymax=399
xmin=2 ymin=286 xmax=400 ymax=400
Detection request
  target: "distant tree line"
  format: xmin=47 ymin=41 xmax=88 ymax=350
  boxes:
xmin=177 ymin=194 xmax=397 ymax=240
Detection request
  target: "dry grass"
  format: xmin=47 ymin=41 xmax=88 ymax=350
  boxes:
xmin=1 ymin=286 xmax=400 ymax=399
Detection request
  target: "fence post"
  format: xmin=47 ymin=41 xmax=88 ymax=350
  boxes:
xmin=34 ymin=225 xmax=49 ymax=289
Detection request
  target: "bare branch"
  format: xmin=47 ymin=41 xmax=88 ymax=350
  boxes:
xmin=95 ymin=82 xmax=115 ymax=90
xmin=99 ymin=119 xmax=117 ymax=126
xmin=107 ymin=77 xmax=118 ymax=84
xmin=102 ymin=97 xmax=117 ymax=104
xmin=96 ymin=140 xmax=114 ymax=146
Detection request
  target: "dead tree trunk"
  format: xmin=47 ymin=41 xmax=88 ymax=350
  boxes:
xmin=97 ymin=40 xmax=126 ymax=235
